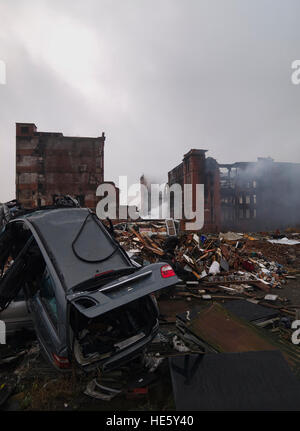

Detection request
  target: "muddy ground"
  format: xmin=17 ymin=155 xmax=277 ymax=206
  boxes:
xmin=0 ymin=331 xmax=176 ymax=411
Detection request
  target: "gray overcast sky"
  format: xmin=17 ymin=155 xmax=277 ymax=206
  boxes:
xmin=1 ymin=0 xmax=300 ymax=202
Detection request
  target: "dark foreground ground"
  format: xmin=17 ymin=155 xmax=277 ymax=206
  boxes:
xmin=1 ymin=279 xmax=300 ymax=412
xmin=1 ymin=237 xmax=300 ymax=411
xmin=0 ymin=331 xmax=176 ymax=411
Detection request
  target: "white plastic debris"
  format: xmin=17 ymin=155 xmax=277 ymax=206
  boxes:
xmin=127 ymin=249 xmax=141 ymax=256
xmin=268 ymin=237 xmax=300 ymax=245
xmin=173 ymin=336 xmax=190 ymax=352
xmin=193 ymin=234 xmax=199 ymax=244
xmin=219 ymin=232 xmax=243 ymax=241
xmin=200 ymin=270 xmax=208 ymax=279
xmin=183 ymin=254 xmax=194 ymax=264
xmin=144 ymin=354 xmax=164 ymax=372
xmin=209 ymin=261 xmax=220 ymax=275
xmin=183 ymin=265 xmax=193 ymax=272
xmin=264 ymin=294 xmax=278 ymax=301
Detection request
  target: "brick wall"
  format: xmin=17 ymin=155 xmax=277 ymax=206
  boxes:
xmin=16 ymin=123 xmax=105 ymax=209
xmin=168 ymin=149 xmax=221 ymax=232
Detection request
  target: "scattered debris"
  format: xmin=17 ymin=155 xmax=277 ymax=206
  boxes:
xmin=84 ymin=379 xmax=122 ymax=401
xmin=1 ymin=222 xmax=300 ymax=410
xmin=172 ymin=336 xmax=190 ymax=353
xmin=0 ymin=376 xmax=17 ymax=408
xmin=264 ymin=294 xmax=279 ymax=301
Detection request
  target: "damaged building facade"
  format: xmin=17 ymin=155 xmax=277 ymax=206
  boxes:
xmin=168 ymin=149 xmax=221 ymax=232
xmin=16 ymin=123 xmax=105 ymax=209
xmin=220 ymin=157 xmax=300 ymax=231
xmin=168 ymin=151 xmax=300 ymax=232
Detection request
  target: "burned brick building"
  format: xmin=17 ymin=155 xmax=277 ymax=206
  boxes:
xmin=168 ymin=150 xmax=300 ymax=233
xmin=168 ymin=149 xmax=221 ymax=232
xmin=220 ymin=157 xmax=300 ymax=231
xmin=16 ymin=123 xmax=105 ymax=209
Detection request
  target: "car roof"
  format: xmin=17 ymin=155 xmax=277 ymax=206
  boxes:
xmin=15 ymin=208 xmax=130 ymax=291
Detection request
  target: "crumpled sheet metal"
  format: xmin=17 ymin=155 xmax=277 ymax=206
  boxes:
xmin=84 ymin=379 xmax=122 ymax=401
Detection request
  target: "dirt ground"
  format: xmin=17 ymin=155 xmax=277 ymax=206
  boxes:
xmin=0 ymin=337 xmax=176 ymax=411
xmin=279 ymin=278 xmax=300 ymax=304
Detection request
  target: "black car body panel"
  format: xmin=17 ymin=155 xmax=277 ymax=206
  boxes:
xmin=26 ymin=208 xmax=133 ymax=290
xmin=0 ymin=208 xmax=179 ymax=372
xmin=67 ymin=263 xmax=176 ymax=319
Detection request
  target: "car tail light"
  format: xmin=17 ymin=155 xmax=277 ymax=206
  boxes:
xmin=52 ymin=353 xmax=71 ymax=369
xmin=160 ymin=264 xmax=176 ymax=278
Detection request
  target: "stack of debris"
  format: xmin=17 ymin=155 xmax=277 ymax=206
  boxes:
xmin=114 ymin=222 xmax=300 ymax=297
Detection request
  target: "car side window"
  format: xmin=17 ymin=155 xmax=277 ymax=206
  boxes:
xmin=39 ymin=270 xmax=58 ymax=330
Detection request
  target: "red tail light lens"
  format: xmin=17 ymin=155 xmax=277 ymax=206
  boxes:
xmin=52 ymin=353 xmax=71 ymax=369
xmin=160 ymin=264 xmax=176 ymax=278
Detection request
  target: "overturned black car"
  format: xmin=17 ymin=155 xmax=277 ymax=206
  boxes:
xmin=0 ymin=208 xmax=179 ymax=371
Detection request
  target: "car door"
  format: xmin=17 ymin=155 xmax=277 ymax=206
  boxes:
xmin=28 ymin=268 xmax=62 ymax=363
xmin=0 ymin=289 xmax=33 ymax=335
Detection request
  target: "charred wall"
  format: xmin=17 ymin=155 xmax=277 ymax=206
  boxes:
xmin=220 ymin=158 xmax=300 ymax=231
xmin=168 ymin=149 xmax=221 ymax=232
xmin=168 ymin=150 xmax=300 ymax=233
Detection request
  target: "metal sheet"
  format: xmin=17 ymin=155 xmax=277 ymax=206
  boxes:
xmin=169 ymin=351 xmax=300 ymax=411
xmin=180 ymin=303 xmax=277 ymax=353
xmin=223 ymin=299 xmax=279 ymax=322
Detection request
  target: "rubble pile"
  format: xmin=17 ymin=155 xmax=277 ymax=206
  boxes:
xmin=114 ymin=222 xmax=300 ymax=302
